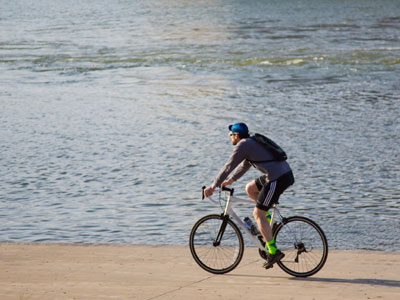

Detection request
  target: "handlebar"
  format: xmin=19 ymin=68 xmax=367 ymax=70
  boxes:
xmin=222 ymin=186 xmax=234 ymax=194
xmin=201 ymin=185 xmax=234 ymax=200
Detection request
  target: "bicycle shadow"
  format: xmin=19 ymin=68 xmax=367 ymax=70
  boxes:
xmin=289 ymin=277 xmax=400 ymax=288
xmin=226 ymin=274 xmax=400 ymax=288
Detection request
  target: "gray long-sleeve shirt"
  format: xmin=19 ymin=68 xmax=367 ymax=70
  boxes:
xmin=213 ymin=137 xmax=292 ymax=187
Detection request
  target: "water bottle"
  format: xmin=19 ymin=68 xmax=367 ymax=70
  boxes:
xmin=244 ymin=217 xmax=252 ymax=230
xmin=243 ymin=217 xmax=259 ymax=235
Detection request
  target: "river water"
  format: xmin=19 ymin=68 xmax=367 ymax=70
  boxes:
xmin=1 ymin=0 xmax=399 ymax=251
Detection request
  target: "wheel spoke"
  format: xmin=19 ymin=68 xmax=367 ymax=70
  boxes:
xmin=189 ymin=215 xmax=244 ymax=274
xmin=274 ymin=216 xmax=328 ymax=277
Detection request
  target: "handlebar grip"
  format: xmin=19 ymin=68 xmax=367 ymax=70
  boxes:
xmin=202 ymin=186 xmax=206 ymax=200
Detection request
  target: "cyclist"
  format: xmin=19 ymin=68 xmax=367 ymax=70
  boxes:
xmin=204 ymin=122 xmax=295 ymax=269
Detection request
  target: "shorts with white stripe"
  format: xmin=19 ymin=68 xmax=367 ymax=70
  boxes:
xmin=255 ymin=171 xmax=294 ymax=211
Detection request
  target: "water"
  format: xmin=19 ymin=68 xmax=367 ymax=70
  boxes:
xmin=1 ymin=0 xmax=399 ymax=251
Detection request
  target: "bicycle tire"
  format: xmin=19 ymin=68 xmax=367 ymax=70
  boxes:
xmin=273 ymin=216 xmax=328 ymax=277
xmin=189 ymin=214 xmax=244 ymax=274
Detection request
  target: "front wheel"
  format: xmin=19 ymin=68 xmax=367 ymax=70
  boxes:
xmin=274 ymin=216 xmax=328 ymax=277
xmin=189 ymin=214 xmax=244 ymax=274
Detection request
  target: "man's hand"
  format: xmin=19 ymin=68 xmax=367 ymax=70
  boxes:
xmin=204 ymin=185 xmax=216 ymax=197
xmin=221 ymin=178 xmax=234 ymax=187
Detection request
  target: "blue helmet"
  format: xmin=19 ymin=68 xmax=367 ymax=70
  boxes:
xmin=228 ymin=123 xmax=249 ymax=137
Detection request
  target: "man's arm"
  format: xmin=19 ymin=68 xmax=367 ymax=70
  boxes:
xmin=213 ymin=145 xmax=247 ymax=187
xmin=230 ymin=160 xmax=252 ymax=182
xmin=204 ymin=140 xmax=250 ymax=197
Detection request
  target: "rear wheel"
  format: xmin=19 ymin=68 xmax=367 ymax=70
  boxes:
xmin=189 ymin=214 xmax=244 ymax=274
xmin=274 ymin=216 xmax=328 ymax=277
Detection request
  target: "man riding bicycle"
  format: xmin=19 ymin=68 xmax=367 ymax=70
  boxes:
xmin=204 ymin=123 xmax=294 ymax=269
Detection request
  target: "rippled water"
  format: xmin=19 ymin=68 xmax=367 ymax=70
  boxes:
xmin=1 ymin=0 xmax=399 ymax=251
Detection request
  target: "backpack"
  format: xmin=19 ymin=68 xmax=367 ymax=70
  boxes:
xmin=250 ymin=133 xmax=287 ymax=162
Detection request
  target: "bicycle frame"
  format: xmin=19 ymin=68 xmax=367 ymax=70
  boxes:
xmin=207 ymin=188 xmax=280 ymax=251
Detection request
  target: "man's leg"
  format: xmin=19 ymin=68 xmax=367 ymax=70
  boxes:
xmin=253 ymin=207 xmax=273 ymax=242
xmin=254 ymin=177 xmax=287 ymax=268
xmin=254 ymin=204 xmax=284 ymax=269
xmin=245 ymin=180 xmax=259 ymax=201
xmin=246 ymin=178 xmax=270 ymax=234
xmin=246 ymin=180 xmax=273 ymax=241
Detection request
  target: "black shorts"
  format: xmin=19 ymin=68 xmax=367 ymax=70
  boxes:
xmin=255 ymin=171 xmax=294 ymax=211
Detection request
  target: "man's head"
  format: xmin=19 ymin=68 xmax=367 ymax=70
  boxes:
xmin=228 ymin=123 xmax=249 ymax=145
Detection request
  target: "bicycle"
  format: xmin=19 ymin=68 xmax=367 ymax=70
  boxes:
xmin=189 ymin=186 xmax=328 ymax=277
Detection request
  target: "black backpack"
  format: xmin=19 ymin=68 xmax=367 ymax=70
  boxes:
xmin=250 ymin=133 xmax=287 ymax=162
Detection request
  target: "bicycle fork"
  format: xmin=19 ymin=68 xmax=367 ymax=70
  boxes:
xmin=213 ymin=214 xmax=230 ymax=246
xmin=213 ymin=193 xmax=234 ymax=247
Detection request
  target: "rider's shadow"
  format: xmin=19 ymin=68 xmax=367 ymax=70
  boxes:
xmin=226 ymin=274 xmax=400 ymax=288
xmin=290 ymin=277 xmax=400 ymax=288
